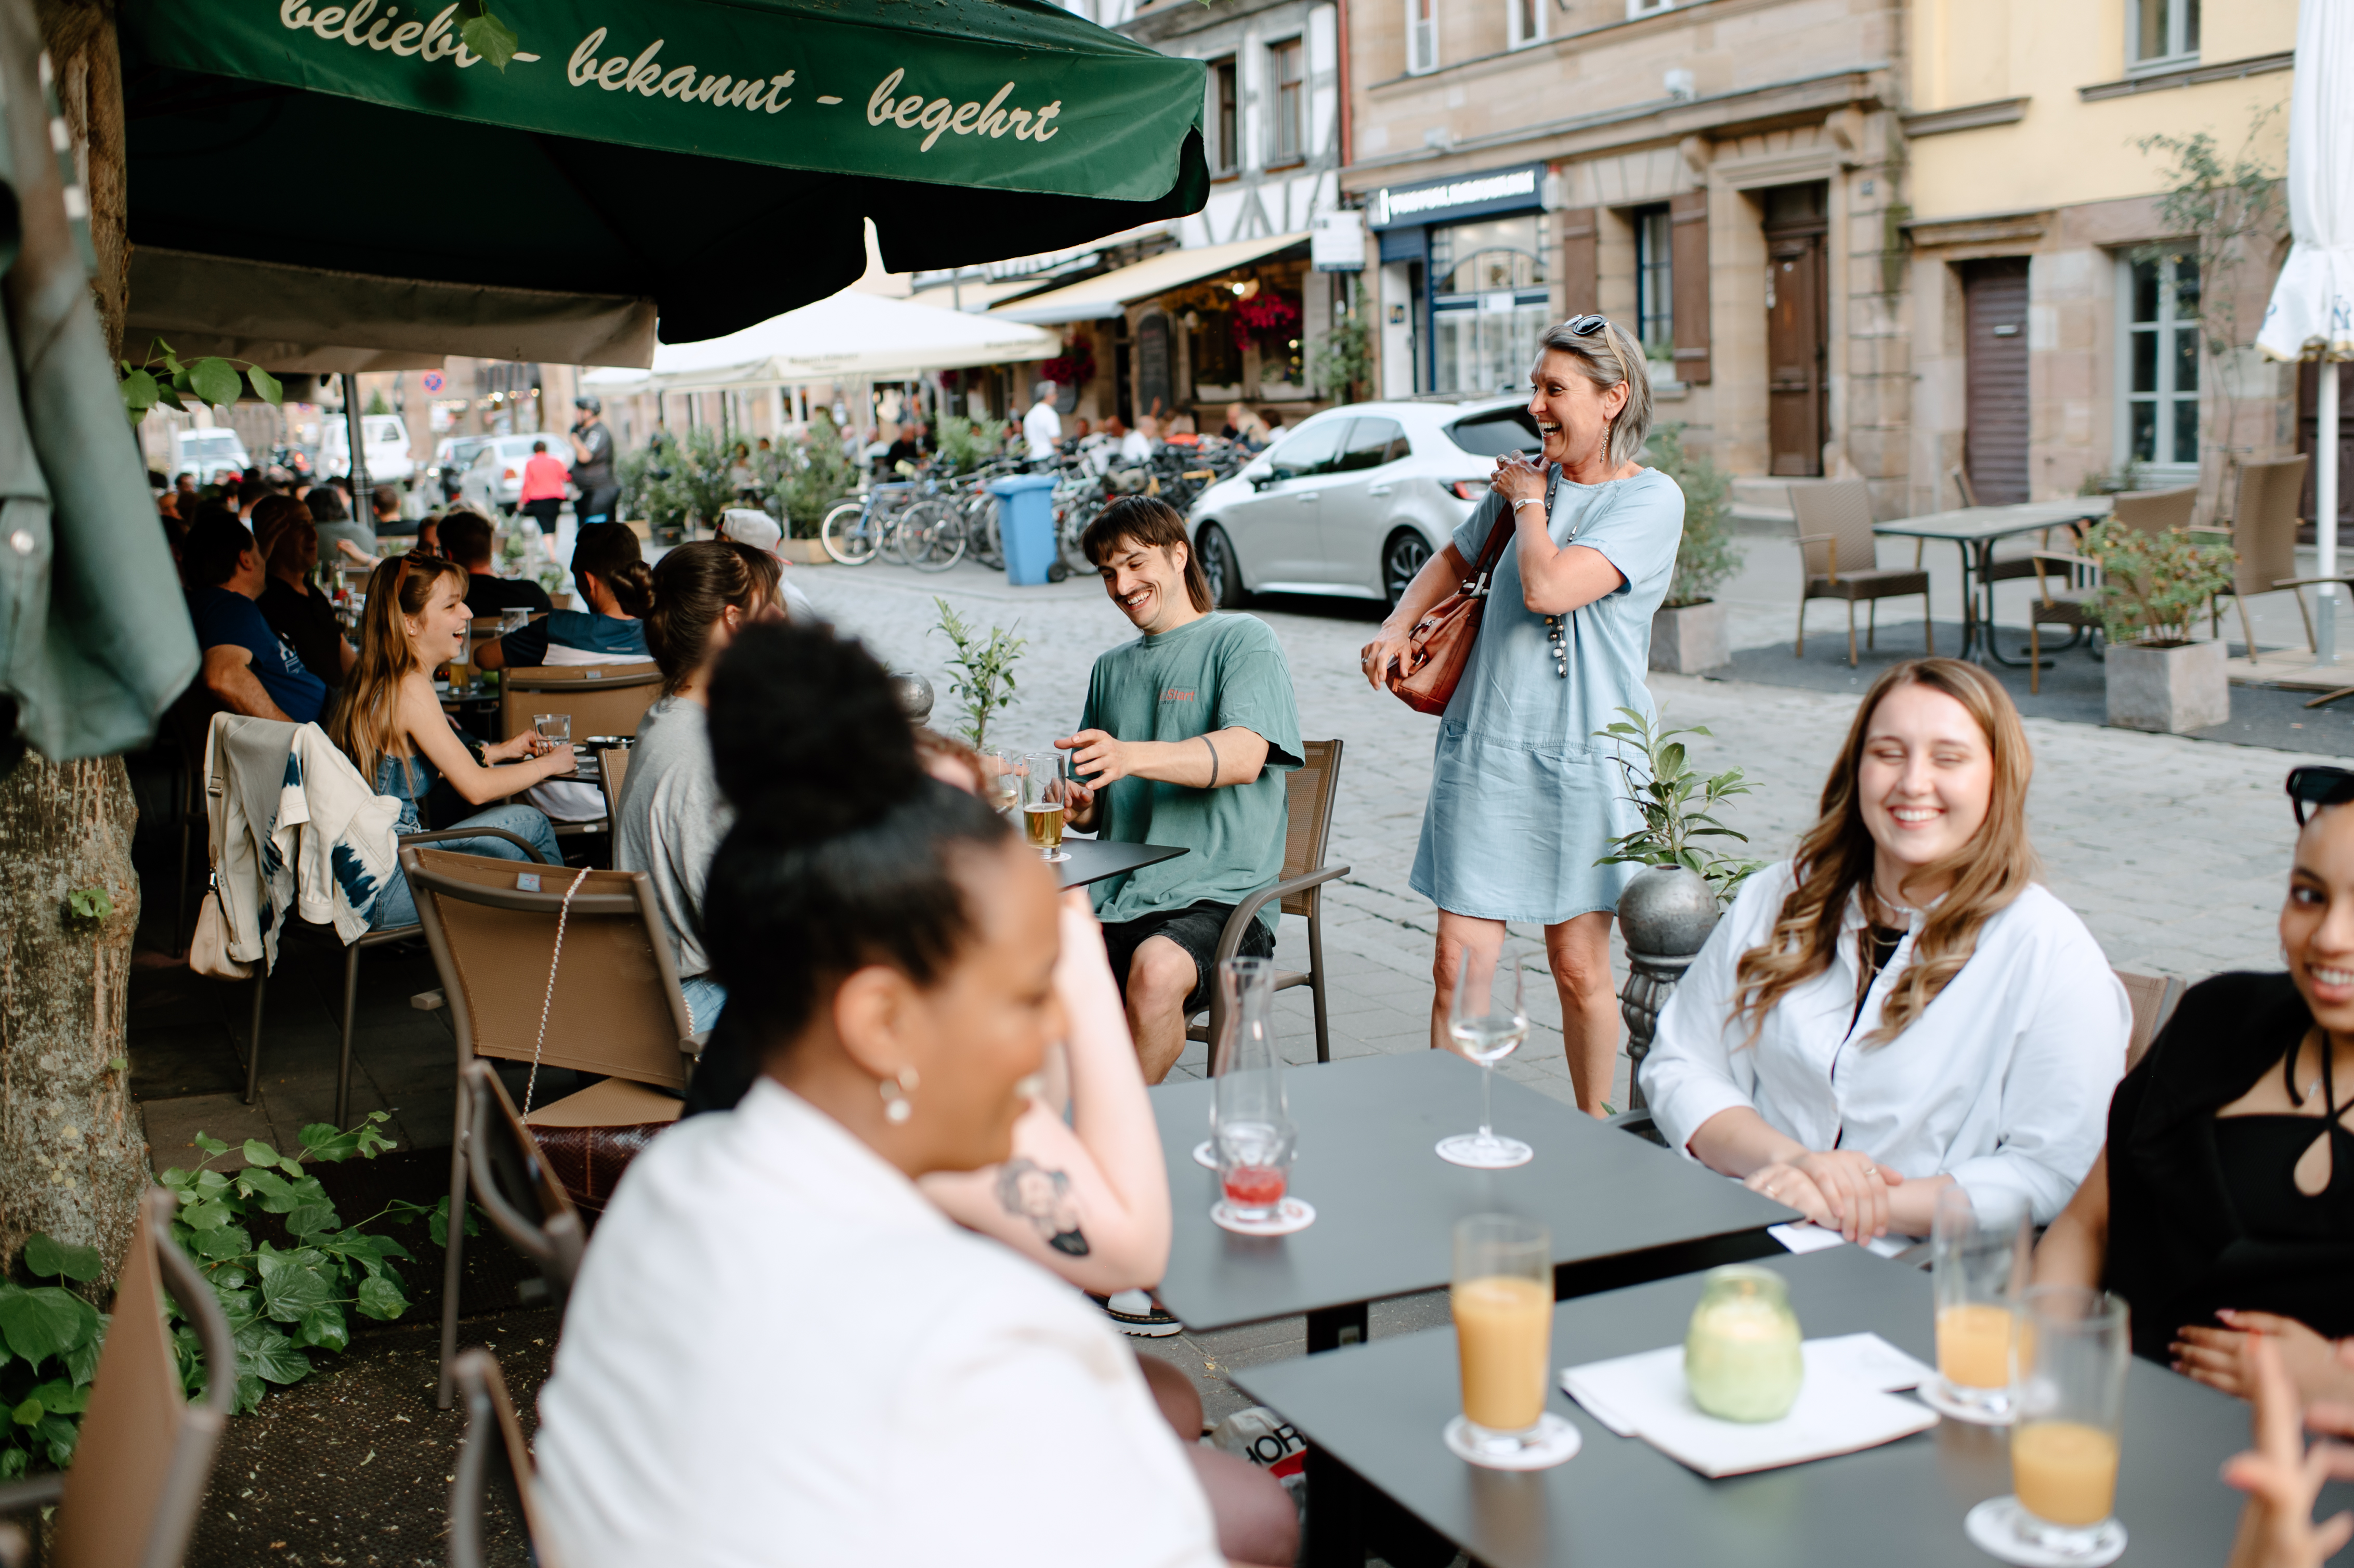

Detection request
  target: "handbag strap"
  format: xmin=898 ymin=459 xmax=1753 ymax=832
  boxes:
xmin=1463 ymin=464 xmax=1552 ymax=594
xmin=523 ymin=866 xmax=595 ymax=1115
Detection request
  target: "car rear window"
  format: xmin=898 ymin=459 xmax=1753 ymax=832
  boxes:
xmin=1445 ymin=408 xmax=1540 ymax=458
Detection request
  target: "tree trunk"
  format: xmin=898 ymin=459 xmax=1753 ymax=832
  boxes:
xmin=0 ymin=0 xmax=146 ymax=1287
xmin=0 ymin=757 xmax=143 ymax=1275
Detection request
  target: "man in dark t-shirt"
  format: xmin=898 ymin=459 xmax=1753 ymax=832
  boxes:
xmin=439 ymin=508 xmax=554 ymax=619
xmin=185 ymin=513 xmax=328 ymax=724
xmin=567 ymin=396 xmax=619 ymax=526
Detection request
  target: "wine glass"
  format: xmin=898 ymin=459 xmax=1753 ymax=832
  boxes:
xmin=1436 ymin=944 xmax=1534 ymax=1169
xmin=1019 ymin=750 xmax=1069 ymax=864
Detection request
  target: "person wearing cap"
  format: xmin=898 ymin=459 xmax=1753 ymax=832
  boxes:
xmin=715 ymin=511 xmax=818 ymax=623
xmin=568 ymin=395 xmax=620 ymax=530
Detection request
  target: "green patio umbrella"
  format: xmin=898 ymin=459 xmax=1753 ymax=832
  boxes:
xmin=118 ymin=0 xmax=1209 ymax=354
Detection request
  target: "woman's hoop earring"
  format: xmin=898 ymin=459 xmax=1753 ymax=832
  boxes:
xmin=880 ymin=1066 xmax=921 ymax=1125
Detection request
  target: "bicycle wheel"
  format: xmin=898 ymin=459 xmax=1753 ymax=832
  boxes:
xmin=964 ymin=492 xmax=1003 ymax=570
xmin=820 ymin=500 xmax=877 ymax=566
xmin=899 ymin=500 xmax=970 ymax=573
xmin=1057 ymin=494 xmax=1101 ymax=571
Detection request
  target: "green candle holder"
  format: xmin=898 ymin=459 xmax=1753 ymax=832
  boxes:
xmin=1684 ymin=1264 xmax=1804 ymax=1422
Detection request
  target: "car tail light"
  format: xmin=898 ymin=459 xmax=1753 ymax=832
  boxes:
xmin=503 ymin=467 xmax=518 ymax=481
xmin=1446 ymin=479 xmax=1484 ymax=501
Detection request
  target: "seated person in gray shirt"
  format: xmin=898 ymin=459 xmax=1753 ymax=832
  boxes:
xmin=616 ymin=541 xmax=782 ymax=1034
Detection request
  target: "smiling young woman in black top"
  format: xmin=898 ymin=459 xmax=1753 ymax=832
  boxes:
xmin=2037 ymin=767 xmax=2354 ymax=1404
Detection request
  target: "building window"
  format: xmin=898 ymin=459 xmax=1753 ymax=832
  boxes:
xmin=1270 ymin=39 xmax=1304 ymax=164
xmin=2127 ymin=0 xmax=2198 ymax=70
xmin=1634 ymin=205 xmax=1674 ymax=359
xmin=1210 ymin=57 xmax=1238 ymax=175
xmin=1429 ymin=214 xmax=1550 ymax=394
xmin=2121 ymin=252 xmax=2201 ymax=473
xmin=1406 ymin=0 xmax=1438 ymax=74
xmin=1508 ymin=0 xmax=1544 ymax=48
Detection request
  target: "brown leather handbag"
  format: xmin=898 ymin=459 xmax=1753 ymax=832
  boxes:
xmin=1388 ymin=500 xmax=1520 ymax=716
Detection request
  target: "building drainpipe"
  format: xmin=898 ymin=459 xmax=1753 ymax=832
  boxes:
xmin=340 ymin=372 xmax=371 ymax=535
xmin=1332 ymin=0 xmax=1351 ymax=171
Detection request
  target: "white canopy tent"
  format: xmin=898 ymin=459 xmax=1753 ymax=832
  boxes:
xmin=2257 ymin=0 xmax=2354 ymax=661
xmin=579 ymin=289 xmax=1060 ymax=398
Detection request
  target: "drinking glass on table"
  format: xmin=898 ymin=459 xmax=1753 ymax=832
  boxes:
xmin=1436 ymin=944 xmax=1533 ymax=1169
xmin=1451 ymin=1215 xmax=1554 ymax=1455
xmin=1019 ymin=750 xmax=1069 ymax=864
xmin=533 ymin=713 xmax=571 ymax=761
xmin=1931 ymin=1185 xmax=2029 ymax=1423
xmin=980 ymin=748 xmax=1021 ymax=816
xmin=1972 ymin=1286 xmax=2130 ymax=1562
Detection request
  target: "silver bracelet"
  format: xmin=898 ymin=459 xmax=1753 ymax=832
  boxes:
xmin=1511 ymin=498 xmax=1545 ymax=514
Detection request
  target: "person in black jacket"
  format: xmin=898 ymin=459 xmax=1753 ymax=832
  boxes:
xmin=2037 ymin=765 xmax=2354 ymax=1405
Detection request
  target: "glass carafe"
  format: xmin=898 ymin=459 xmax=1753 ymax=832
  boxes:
xmin=1211 ymin=958 xmax=1291 ymax=1219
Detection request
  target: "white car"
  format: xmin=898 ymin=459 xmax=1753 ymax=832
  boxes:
xmin=169 ymin=427 xmax=251 ymax=484
xmin=1185 ymin=396 xmax=1540 ymax=607
xmin=460 ymin=434 xmax=566 ymax=515
xmin=319 ymin=413 xmax=416 ymax=485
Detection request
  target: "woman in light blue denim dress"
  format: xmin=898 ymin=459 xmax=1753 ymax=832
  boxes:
xmin=1362 ymin=318 xmax=1683 ymax=1115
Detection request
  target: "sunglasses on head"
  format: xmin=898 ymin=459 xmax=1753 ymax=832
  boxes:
xmin=2288 ymin=766 xmax=2354 ymax=825
xmin=1565 ymin=313 xmax=1610 ymax=337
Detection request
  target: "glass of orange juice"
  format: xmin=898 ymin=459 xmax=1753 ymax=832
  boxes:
xmin=1968 ymin=1286 xmax=2129 ymax=1563
xmin=1447 ymin=1215 xmax=1579 ymax=1469
xmin=1931 ymin=1186 xmax=2030 ymax=1423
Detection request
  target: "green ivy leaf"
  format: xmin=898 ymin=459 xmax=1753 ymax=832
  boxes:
xmin=234 ymin=1375 xmax=267 ymax=1414
xmin=283 ymin=1203 xmax=338 ymax=1240
xmin=64 ymin=1321 xmax=103 ymax=1387
xmin=192 ymin=1133 xmax=230 ymax=1157
xmin=0 ymin=1287 xmax=98 ymax=1364
xmin=246 ymin=364 xmax=283 ymax=406
xmin=241 ymin=1139 xmax=282 ymax=1169
xmin=180 ymin=1200 xmax=232 ymax=1232
xmin=120 ymin=367 xmax=160 ymax=413
xmin=258 ymin=1256 xmax=334 ymax=1324
xmin=22 ymin=1233 xmax=102 ymax=1284
xmin=64 ymin=886 xmax=111 ymax=922
xmin=9 ymin=1397 xmax=38 ymax=1427
xmin=25 ymin=1380 xmax=85 ymax=1417
xmin=294 ymin=1303 xmax=348 ymax=1354
xmin=189 ymin=1223 xmax=251 ymax=1261
xmin=458 ymin=7 xmax=519 ymax=70
xmin=354 ymin=1274 xmax=406 ymax=1322
xmin=188 ymin=357 xmax=242 ymax=408
xmin=235 ymin=1167 xmax=296 ymax=1210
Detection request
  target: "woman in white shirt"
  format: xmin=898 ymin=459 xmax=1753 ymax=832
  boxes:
xmin=1639 ymin=658 xmax=2127 ymax=1241
xmin=535 ymin=621 xmax=1290 ymax=1568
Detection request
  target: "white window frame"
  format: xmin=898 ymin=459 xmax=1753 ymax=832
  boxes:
xmin=2114 ymin=251 xmax=2202 ymax=482
xmin=1508 ymin=0 xmax=1545 ymax=49
xmin=1405 ymin=0 xmax=1438 ymax=75
xmin=2126 ymin=0 xmax=2198 ymax=72
xmin=1626 ymin=0 xmax=1673 ymax=18
xmin=1268 ymin=38 xmax=1306 ymax=164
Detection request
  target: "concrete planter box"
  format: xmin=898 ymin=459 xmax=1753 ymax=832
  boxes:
xmin=1650 ymin=599 xmax=1730 ymax=674
xmin=2106 ymin=638 xmax=2228 ymax=733
xmin=775 ymin=537 xmax=831 ymax=564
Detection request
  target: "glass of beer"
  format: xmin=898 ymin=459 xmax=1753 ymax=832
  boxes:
xmin=1019 ymin=751 xmax=1069 ymax=863
xmin=1997 ymin=1286 xmax=2129 ymax=1556
xmin=1931 ymin=1185 xmax=2029 ymax=1422
xmin=1451 ymin=1215 xmax=1553 ymax=1454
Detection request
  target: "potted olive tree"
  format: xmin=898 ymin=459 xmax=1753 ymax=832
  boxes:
xmin=1644 ymin=425 xmax=1739 ymax=674
xmin=2082 ymin=518 xmax=2237 ymax=734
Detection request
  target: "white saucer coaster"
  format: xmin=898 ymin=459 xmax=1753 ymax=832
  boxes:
xmin=1039 ymin=850 xmax=1071 ymax=864
xmin=1963 ymin=1497 xmax=2125 ymax=1567
xmin=1193 ymin=1139 xmax=1217 ymax=1169
xmin=1211 ymin=1196 xmax=1316 ymax=1236
xmin=1436 ymin=1133 xmax=1535 ymax=1169
xmin=1444 ymin=1413 xmax=1583 ymax=1471
xmin=1919 ymin=1375 xmax=2014 ymax=1427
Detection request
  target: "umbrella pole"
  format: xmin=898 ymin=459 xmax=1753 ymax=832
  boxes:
xmin=2323 ymin=360 xmax=2342 ymax=665
xmin=341 ymin=372 xmax=372 ymax=545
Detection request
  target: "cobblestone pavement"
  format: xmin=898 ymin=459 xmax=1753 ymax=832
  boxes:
xmin=793 ymin=553 xmax=2326 ymax=1121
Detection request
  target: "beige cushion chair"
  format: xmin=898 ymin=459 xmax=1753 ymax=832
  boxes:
xmin=2207 ymin=455 xmax=2322 ymax=660
xmin=1791 ymin=480 xmax=1932 ymax=667
xmin=2115 ymin=966 xmax=2187 ymax=1072
xmin=447 ymin=1350 xmax=563 ymax=1568
xmin=402 ymin=846 xmax=697 ymax=1407
xmin=500 ymin=665 xmax=663 ymax=845
xmin=1182 ymin=739 xmax=1350 ymax=1064
xmin=0 ymin=1188 xmax=234 ymax=1568
xmin=2109 ymin=485 xmax=2198 ymax=535
xmin=594 ymin=743 xmax=631 ymax=827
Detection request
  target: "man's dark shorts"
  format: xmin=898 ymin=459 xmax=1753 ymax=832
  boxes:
xmin=1099 ymin=900 xmax=1275 ymax=1018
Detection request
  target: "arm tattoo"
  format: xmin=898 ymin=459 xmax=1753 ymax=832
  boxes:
xmin=995 ymin=1158 xmax=1090 ymax=1257
xmin=1202 ymin=734 xmax=1220 ymax=789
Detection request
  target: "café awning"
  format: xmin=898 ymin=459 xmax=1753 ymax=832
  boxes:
xmin=994 ymin=231 xmax=1311 ymax=324
xmin=580 ymin=290 xmax=1060 ymax=395
xmin=115 ymin=0 xmax=1209 ymax=359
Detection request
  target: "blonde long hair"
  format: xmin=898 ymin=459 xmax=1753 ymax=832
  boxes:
xmin=1729 ymin=659 xmax=2038 ymax=1047
xmin=330 ymin=553 xmax=470 ymax=794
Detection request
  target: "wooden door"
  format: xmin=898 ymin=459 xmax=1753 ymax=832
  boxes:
xmin=1962 ymin=258 xmax=2031 ymax=505
xmin=1766 ymin=232 xmax=1826 ymax=477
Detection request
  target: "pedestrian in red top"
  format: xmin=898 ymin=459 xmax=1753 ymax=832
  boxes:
xmin=519 ymin=439 xmax=570 ymax=539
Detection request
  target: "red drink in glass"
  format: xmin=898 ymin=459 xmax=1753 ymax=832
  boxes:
xmin=1222 ymin=1164 xmax=1287 ymax=1209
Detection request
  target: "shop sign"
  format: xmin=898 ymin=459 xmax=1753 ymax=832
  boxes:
xmin=1367 ymin=162 xmax=1544 ymax=230
xmin=1311 ymin=211 xmax=1365 ymax=272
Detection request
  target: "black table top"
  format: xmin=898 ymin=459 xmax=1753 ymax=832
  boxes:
xmin=1149 ymin=1051 xmax=1792 ymax=1334
xmin=1236 ymin=1245 xmax=2313 ymax=1568
xmin=1054 ymin=837 xmax=1187 ymax=891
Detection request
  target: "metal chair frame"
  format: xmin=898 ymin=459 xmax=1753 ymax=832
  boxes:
xmin=447 ymin=1350 xmax=561 ymax=1568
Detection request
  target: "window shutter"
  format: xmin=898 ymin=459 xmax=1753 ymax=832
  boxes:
xmin=1670 ymin=189 xmax=1710 ymax=385
xmin=1559 ymin=206 xmax=1599 ymax=315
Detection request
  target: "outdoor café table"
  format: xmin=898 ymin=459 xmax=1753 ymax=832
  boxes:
xmin=1056 ymin=837 xmax=1187 ymax=892
xmin=1151 ymin=1051 xmax=1791 ymax=1353
xmin=1237 ymin=1243 xmax=2304 ymax=1568
xmin=1873 ymin=496 xmax=2115 ymax=665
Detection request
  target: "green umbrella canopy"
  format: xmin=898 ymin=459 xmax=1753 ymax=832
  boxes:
xmin=118 ymin=0 xmax=1207 ymax=351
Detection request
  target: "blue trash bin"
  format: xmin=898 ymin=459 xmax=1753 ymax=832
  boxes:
xmin=987 ymin=473 xmax=1063 ymax=586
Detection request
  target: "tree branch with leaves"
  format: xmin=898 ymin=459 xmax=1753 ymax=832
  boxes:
xmin=117 ymin=337 xmax=280 ymax=427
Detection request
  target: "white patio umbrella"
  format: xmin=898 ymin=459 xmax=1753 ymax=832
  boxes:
xmin=2257 ymin=0 xmax=2354 ymax=661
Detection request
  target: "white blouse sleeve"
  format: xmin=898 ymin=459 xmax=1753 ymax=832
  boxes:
xmin=1639 ymin=867 xmax=1786 ymax=1155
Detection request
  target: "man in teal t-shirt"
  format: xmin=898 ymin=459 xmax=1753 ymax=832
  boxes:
xmin=1061 ymin=498 xmax=1303 ymax=1088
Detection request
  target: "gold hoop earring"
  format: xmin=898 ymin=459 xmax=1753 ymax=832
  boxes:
xmin=879 ymin=1066 xmax=920 ymax=1125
